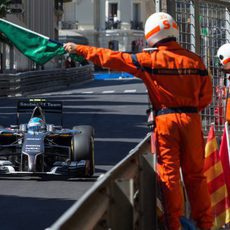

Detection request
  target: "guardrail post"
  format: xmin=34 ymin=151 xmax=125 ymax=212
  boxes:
xmin=109 ymin=178 xmax=134 ymax=230
xmin=139 ymin=151 xmax=157 ymax=230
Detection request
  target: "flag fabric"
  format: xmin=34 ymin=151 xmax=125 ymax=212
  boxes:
xmin=0 ymin=19 xmax=84 ymax=65
xmin=219 ymin=125 xmax=230 ymax=199
xmin=204 ymin=125 xmax=230 ymax=229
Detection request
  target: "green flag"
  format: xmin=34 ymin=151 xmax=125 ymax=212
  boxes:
xmin=0 ymin=19 xmax=82 ymax=65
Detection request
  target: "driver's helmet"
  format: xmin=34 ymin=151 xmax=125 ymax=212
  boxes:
xmin=27 ymin=117 xmax=45 ymax=132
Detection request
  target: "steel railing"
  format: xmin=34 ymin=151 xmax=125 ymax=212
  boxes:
xmin=47 ymin=132 xmax=158 ymax=230
xmin=0 ymin=65 xmax=94 ymax=97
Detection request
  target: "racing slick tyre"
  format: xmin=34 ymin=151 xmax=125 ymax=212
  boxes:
xmin=71 ymin=131 xmax=95 ymax=176
xmin=72 ymin=125 xmax=95 ymax=137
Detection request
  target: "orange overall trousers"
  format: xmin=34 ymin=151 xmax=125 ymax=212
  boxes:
xmin=76 ymin=41 xmax=214 ymax=229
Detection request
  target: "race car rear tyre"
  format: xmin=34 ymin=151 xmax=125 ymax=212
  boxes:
xmin=71 ymin=133 xmax=95 ymax=176
xmin=72 ymin=125 xmax=95 ymax=137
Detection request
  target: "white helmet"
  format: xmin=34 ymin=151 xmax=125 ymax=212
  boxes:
xmin=217 ymin=43 xmax=230 ymax=65
xmin=144 ymin=12 xmax=179 ymax=47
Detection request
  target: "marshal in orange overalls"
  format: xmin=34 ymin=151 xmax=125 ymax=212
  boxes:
xmin=75 ymin=40 xmax=214 ymax=230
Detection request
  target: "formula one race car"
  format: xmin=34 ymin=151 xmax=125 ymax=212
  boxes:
xmin=0 ymin=99 xmax=95 ymax=178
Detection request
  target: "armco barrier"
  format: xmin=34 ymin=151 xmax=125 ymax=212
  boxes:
xmin=47 ymin=132 xmax=158 ymax=230
xmin=0 ymin=65 xmax=94 ymax=97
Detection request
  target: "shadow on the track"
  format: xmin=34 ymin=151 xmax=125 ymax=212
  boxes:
xmin=0 ymin=174 xmax=99 ymax=182
xmin=0 ymin=194 xmax=75 ymax=230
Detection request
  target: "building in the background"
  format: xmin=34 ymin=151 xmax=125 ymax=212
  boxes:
xmin=61 ymin=0 xmax=154 ymax=52
xmin=1 ymin=0 xmax=63 ymax=72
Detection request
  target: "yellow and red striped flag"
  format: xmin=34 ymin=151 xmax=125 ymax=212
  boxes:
xmin=219 ymin=126 xmax=230 ymax=200
xmin=204 ymin=125 xmax=230 ymax=229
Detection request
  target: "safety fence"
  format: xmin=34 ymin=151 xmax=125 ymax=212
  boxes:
xmin=166 ymin=0 xmax=230 ymax=137
xmin=47 ymin=133 xmax=158 ymax=230
xmin=0 ymin=65 xmax=94 ymax=97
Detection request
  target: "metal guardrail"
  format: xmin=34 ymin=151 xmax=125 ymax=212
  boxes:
xmin=0 ymin=65 xmax=94 ymax=97
xmin=47 ymin=132 xmax=157 ymax=230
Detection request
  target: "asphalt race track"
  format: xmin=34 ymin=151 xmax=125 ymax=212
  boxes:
xmin=0 ymin=78 xmax=149 ymax=230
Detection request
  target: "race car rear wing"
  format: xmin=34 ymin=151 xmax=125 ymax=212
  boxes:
xmin=17 ymin=99 xmax=63 ymax=125
xmin=17 ymin=99 xmax=63 ymax=113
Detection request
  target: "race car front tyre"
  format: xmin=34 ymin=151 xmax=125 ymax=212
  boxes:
xmin=71 ymin=133 xmax=95 ymax=176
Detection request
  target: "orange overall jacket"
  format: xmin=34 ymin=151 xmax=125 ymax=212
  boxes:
xmin=76 ymin=41 xmax=214 ymax=229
